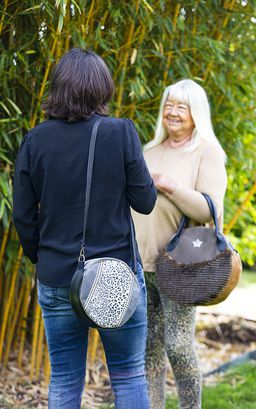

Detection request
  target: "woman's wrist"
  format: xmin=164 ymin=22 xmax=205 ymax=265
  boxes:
xmin=163 ymin=178 xmax=177 ymax=194
xmin=151 ymin=173 xmax=177 ymax=195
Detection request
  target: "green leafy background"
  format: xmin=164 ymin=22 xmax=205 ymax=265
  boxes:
xmin=1 ymin=0 xmax=256 ymax=265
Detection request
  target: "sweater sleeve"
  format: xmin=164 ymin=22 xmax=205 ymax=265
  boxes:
xmin=124 ymin=119 xmax=157 ymax=214
xmin=13 ymin=134 xmax=39 ymax=263
xmin=169 ymin=143 xmax=227 ymax=223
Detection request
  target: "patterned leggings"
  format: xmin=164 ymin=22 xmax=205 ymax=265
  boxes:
xmin=145 ymin=273 xmax=202 ymax=409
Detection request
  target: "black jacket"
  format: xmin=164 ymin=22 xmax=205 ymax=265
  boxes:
xmin=13 ymin=114 xmax=156 ymax=286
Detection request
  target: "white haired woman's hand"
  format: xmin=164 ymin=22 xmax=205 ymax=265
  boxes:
xmin=151 ymin=173 xmax=177 ymax=195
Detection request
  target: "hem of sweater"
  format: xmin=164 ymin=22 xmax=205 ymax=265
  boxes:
xmin=36 ymin=273 xmax=74 ymax=288
xmin=36 ymin=254 xmax=143 ymax=288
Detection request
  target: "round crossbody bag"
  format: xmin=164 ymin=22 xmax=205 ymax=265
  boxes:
xmin=156 ymin=194 xmax=242 ymax=306
xmin=70 ymin=118 xmax=140 ymax=329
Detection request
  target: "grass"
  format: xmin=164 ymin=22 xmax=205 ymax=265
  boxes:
xmin=167 ymin=362 xmax=256 ymax=409
xmin=99 ymin=362 xmax=256 ymax=409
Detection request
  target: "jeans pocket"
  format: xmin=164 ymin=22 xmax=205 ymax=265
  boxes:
xmin=55 ymin=287 xmax=70 ymax=304
xmin=37 ymin=281 xmax=58 ymax=308
xmin=37 ymin=281 xmax=70 ymax=308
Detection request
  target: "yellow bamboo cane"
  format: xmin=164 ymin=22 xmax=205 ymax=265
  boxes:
xmin=84 ymin=0 xmax=95 ymax=38
xmin=1 ymin=273 xmax=10 ymax=322
xmin=4 ymin=276 xmax=17 ymax=357
xmin=0 ymin=246 xmax=23 ymax=362
xmin=30 ymin=36 xmax=59 ymax=128
xmin=0 ymin=221 xmax=10 ymax=270
xmin=115 ymin=0 xmax=141 ymax=117
xmin=88 ymin=328 xmax=99 ymax=367
xmin=17 ymin=278 xmax=31 ymax=367
xmin=64 ymin=3 xmax=71 ymax=53
xmin=3 ymin=279 xmax=26 ymax=367
xmin=0 ymin=222 xmax=11 ymax=302
xmin=224 ymin=179 xmax=256 ymax=235
xmin=43 ymin=342 xmax=51 ymax=384
xmin=0 ymin=0 xmax=8 ymax=35
xmin=203 ymin=0 xmax=236 ymax=82
xmin=163 ymin=3 xmax=181 ymax=84
xmin=30 ymin=298 xmax=41 ymax=379
xmin=35 ymin=313 xmax=45 ymax=379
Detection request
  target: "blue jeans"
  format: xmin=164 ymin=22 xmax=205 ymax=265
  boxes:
xmin=37 ymin=263 xmax=149 ymax=409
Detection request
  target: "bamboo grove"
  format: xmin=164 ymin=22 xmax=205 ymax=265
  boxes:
xmin=0 ymin=0 xmax=256 ymax=382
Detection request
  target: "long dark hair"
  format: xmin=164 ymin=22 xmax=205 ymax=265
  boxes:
xmin=42 ymin=48 xmax=115 ymax=122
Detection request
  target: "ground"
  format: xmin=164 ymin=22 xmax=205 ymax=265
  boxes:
xmin=0 ymin=271 xmax=255 ymax=408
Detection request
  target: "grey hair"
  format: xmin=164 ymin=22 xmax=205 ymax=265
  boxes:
xmin=144 ymin=79 xmax=226 ymax=161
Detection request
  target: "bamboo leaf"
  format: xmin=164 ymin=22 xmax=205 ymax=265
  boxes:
xmin=0 ymin=101 xmax=11 ymax=116
xmin=18 ymin=5 xmax=42 ymax=14
xmin=141 ymin=0 xmax=154 ymax=13
xmin=6 ymin=98 xmax=22 ymax=115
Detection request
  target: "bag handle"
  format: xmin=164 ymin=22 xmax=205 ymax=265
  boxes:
xmin=167 ymin=193 xmax=227 ymax=252
xmin=79 ymin=117 xmax=137 ymax=273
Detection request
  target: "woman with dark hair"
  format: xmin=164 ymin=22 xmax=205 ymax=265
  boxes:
xmin=13 ymin=48 xmax=156 ymax=409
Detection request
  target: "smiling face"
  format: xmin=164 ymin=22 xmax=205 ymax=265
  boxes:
xmin=162 ymin=97 xmax=195 ymax=141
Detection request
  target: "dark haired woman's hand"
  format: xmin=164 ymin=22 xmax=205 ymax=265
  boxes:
xmin=151 ymin=173 xmax=177 ymax=195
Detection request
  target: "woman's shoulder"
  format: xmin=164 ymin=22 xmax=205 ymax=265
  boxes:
xmin=25 ymin=119 xmax=60 ymax=139
xmin=197 ymin=138 xmax=224 ymax=154
xmin=103 ymin=115 xmax=133 ymax=127
xmin=101 ymin=116 xmax=136 ymax=135
xmin=19 ymin=120 xmax=52 ymax=146
xmin=198 ymin=139 xmax=226 ymax=163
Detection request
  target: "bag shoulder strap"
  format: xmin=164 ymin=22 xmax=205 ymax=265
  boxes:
xmin=81 ymin=117 xmax=103 ymax=246
xmin=79 ymin=117 xmax=137 ymax=273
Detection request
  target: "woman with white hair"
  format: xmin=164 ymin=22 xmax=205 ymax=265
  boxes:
xmin=132 ymin=79 xmax=227 ymax=409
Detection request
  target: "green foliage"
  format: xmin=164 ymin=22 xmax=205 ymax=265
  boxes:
xmin=0 ymin=0 xmax=256 ymax=263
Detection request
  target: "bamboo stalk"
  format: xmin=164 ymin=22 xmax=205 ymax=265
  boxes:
xmin=0 ymin=0 xmax=8 ymax=35
xmin=17 ymin=278 xmax=31 ymax=367
xmin=0 ymin=220 xmax=10 ymax=270
xmin=3 ymin=279 xmax=26 ymax=367
xmin=35 ymin=314 xmax=45 ymax=379
xmin=30 ymin=36 xmax=59 ymax=128
xmin=1 ymin=273 xmax=10 ymax=321
xmin=163 ymin=3 xmax=181 ymax=84
xmin=0 ymin=246 xmax=23 ymax=362
xmin=5 ymin=275 xmax=17 ymax=347
xmin=43 ymin=342 xmax=51 ymax=384
xmin=30 ymin=298 xmax=41 ymax=379
xmin=0 ymin=222 xmax=11 ymax=304
xmin=64 ymin=3 xmax=71 ymax=53
xmin=115 ymin=0 xmax=141 ymax=117
xmin=191 ymin=1 xmax=199 ymax=73
xmin=88 ymin=328 xmax=99 ymax=367
xmin=203 ymin=0 xmax=236 ymax=82
xmin=84 ymin=0 xmax=95 ymax=37
xmin=224 ymin=179 xmax=256 ymax=234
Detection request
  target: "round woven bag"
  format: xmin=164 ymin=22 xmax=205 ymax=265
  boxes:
xmin=156 ymin=194 xmax=242 ymax=306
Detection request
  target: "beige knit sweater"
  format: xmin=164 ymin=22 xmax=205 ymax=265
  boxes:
xmin=132 ymin=139 xmax=227 ymax=272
